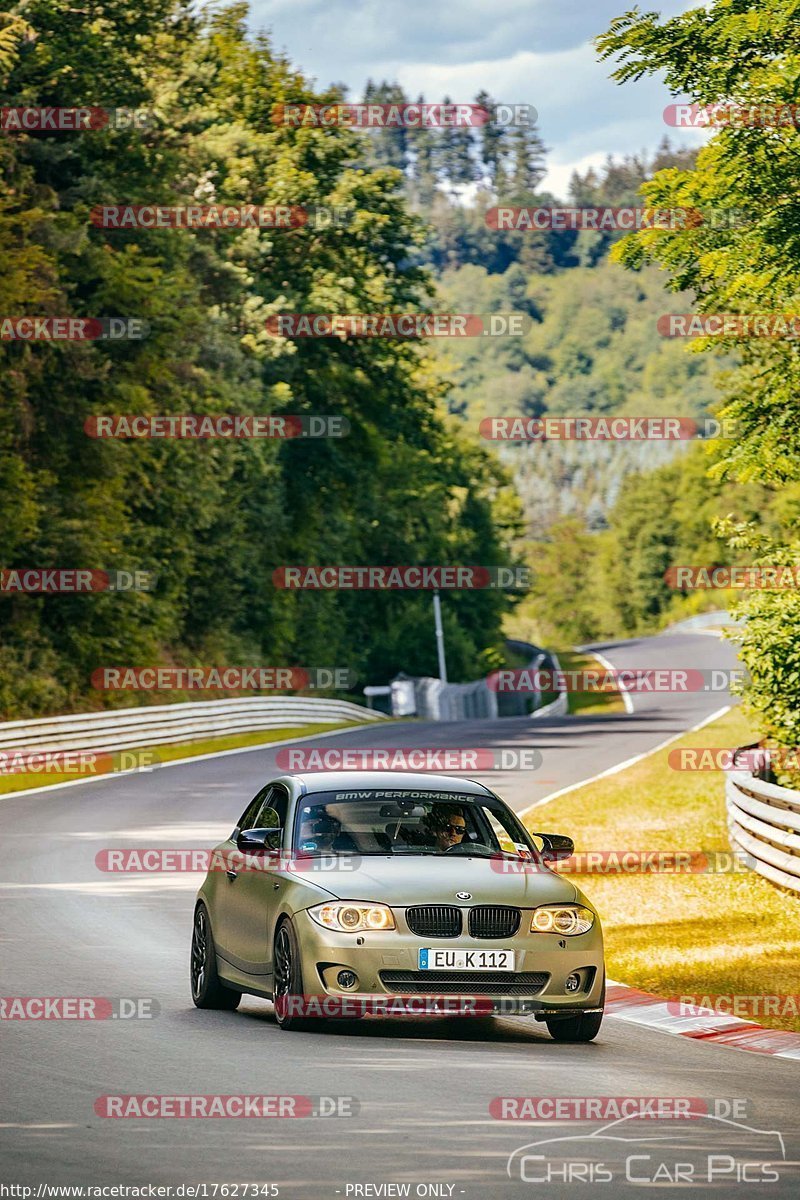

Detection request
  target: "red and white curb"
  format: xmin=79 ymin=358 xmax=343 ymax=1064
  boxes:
xmin=606 ymin=980 xmax=800 ymax=1060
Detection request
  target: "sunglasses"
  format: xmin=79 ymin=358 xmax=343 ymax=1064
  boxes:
xmin=444 ymin=824 xmax=466 ymax=835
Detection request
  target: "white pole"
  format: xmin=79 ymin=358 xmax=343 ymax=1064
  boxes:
xmin=433 ymin=590 xmax=448 ymax=683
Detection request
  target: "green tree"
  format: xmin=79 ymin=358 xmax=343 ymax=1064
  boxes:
xmin=474 ymin=89 xmax=507 ymax=192
xmin=0 ymin=1 xmax=523 ymax=716
xmin=597 ymin=0 xmax=800 ymax=745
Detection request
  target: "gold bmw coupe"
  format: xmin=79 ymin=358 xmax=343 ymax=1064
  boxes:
xmin=191 ymin=771 xmax=605 ymax=1041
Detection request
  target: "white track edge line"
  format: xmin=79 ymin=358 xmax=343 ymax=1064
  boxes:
xmin=588 ymin=649 xmax=635 ymax=714
xmin=0 ymin=721 xmax=392 ymax=800
xmin=518 ymin=705 xmax=732 ymax=818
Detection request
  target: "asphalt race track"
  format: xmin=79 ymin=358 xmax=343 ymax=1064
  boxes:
xmin=2 ymin=632 xmax=798 ymax=1197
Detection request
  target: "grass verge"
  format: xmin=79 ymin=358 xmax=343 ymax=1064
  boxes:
xmin=556 ymin=648 xmax=627 ymax=716
xmin=523 ymin=705 xmax=800 ymax=1032
xmin=0 ymin=721 xmax=363 ymax=796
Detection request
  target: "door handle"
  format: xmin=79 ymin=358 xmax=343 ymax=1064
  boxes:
xmin=273 ymin=882 xmax=280 ymax=890
xmin=226 ymin=869 xmax=238 ymax=881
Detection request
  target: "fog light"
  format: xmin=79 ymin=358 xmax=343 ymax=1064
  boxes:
xmin=565 ymin=972 xmax=581 ymax=993
xmin=337 ymin=970 xmax=358 ymax=989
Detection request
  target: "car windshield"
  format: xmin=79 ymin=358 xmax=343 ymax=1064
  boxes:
xmin=292 ymin=788 xmax=538 ymax=859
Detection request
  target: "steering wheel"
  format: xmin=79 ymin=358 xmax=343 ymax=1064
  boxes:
xmin=443 ymin=841 xmax=492 ymax=856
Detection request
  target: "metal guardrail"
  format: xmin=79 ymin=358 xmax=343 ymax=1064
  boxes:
xmin=0 ymin=696 xmax=387 ymax=756
xmin=726 ymin=746 xmax=800 ymax=896
xmin=396 ymin=674 xmax=498 ymax=721
xmin=389 ymin=642 xmax=567 ymax=721
xmin=665 ymin=609 xmax=737 ymax=632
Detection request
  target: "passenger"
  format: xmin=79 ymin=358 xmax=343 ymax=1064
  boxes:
xmin=298 ymin=809 xmax=342 ymax=853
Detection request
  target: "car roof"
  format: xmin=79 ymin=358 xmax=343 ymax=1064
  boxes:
xmin=276 ymin=771 xmax=495 ymax=797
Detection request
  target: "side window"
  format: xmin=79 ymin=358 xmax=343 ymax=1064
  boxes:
xmin=236 ymin=784 xmax=273 ymax=832
xmin=482 ymin=807 xmax=517 ymax=854
xmin=255 ymin=784 xmax=288 ymax=830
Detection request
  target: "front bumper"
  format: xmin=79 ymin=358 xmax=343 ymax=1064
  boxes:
xmin=293 ymin=908 xmax=605 ymax=1016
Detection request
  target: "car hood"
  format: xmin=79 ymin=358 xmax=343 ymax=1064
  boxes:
xmin=302 ymin=855 xmax=578 ymax=907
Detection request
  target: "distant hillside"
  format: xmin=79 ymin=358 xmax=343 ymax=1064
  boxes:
xmin=355 ymin=83 xmax=723 ymax=533
xmin=433 ymin=258 xmax=725 ymax=532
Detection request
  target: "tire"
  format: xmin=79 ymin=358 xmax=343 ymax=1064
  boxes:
xmin=191 ymin=903 xmax=241 ymax=1010
xmin=273 ymin=919 xmax=312 ymax=1031
xmin=545 ymin=1009 xmax=603 ymax=1042
xmin=545 ymin=975 xmax=605 ymax=1043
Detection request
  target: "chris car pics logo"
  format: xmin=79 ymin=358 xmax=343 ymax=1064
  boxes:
xmin=506 ymin=1113 xmax=786 ymax=1185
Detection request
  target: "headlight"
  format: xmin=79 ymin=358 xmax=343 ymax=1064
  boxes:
xmin=530 ymin=905 xmax=594 ymax=935
xmin=308 ymin=902 xmax=395 ymax=932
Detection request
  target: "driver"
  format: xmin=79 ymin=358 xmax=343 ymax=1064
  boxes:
xmin=428 ymin=805 xmax=467 ymax=852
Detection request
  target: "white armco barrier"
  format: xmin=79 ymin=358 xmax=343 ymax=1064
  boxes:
xmin=531 ymin=651 xmax=568 ymax=719
xmin=726 ymin=751 xmax=800 ymax=896
xmin=0 ymin=696 xmax=387 ymax=756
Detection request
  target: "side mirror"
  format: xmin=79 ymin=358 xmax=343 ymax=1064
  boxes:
xmin=531 ymin=832 xmax=574 ymax=862
xmin=237 ymin=826 xmax=282 ymax=852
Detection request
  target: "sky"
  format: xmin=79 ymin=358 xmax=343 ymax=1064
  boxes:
xmin=249 ymin=0 xmax=707 ymax=198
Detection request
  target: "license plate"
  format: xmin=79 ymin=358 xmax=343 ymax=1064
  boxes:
xmin=418 ymin=948 xmax=515 ymax=971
